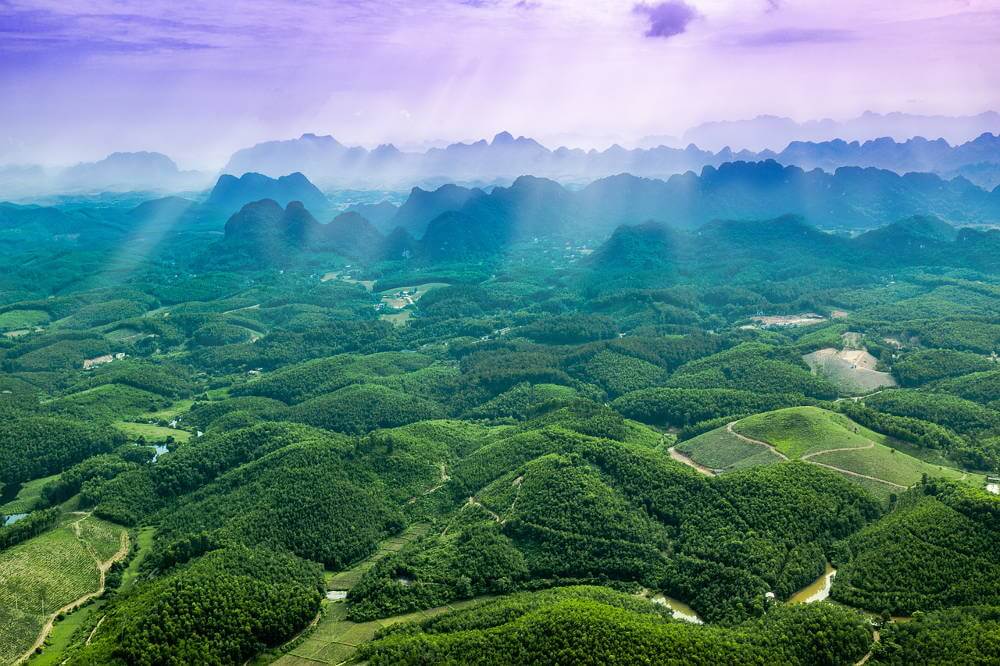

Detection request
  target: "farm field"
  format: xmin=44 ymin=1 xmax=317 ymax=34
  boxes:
xmin=379 ymin=310 xmax=412 ymax=326
xmin=675 ymin=427 xmax=783 ymax=472
xmin=0 ymin=474 xmax=59 ymax=515
xmin=270 ymin=523 xmax=434 ymax=665
xmin=0 ymin=309 xmax=49 ymax=331
xmin=0 ymin=513 xmax=127 ymax=664
xmin=136 ymin=399 xmax=195 ymax=421
xmin=680 ymin=406 xmax=982 ymax=499
xmin=113 ymin=421 xmax=191 ymax=442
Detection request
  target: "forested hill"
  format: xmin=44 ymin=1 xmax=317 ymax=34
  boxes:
xmin=209 ymin=161 xmax=1000 ymax=267
xmin=363 ymin=161 xmax=1000 ymax=238
xmin=583 ymin=215 xmax=1000 ymax=284
xmin=214 ymin=200 xmax=1000 ymax=274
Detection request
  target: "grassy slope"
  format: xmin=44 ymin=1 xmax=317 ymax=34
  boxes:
xmin=677 ymin=427 xmax=783 ymax=471
xmin=734 ymin=407 xmax=873 ymax=458
xmin=31 ymin=526 xmax=156 ymax=665
xmin=0 ymin=514 xmax=125 ymax=664
xmin=1 ymin=474 xmax=59 ymax=515
xmin=680 ymin=407 xmax=978 ymax=499
xmin=113 ymin=421 xmax=191 ymax=443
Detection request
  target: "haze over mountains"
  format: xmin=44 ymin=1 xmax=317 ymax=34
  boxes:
xmin=4 ymin=111 xmax=1000 ymax=200
xmin=212 ymin=160 xmax=1000 ymax=271
xmin=224 ymin=129 xmax=1000 ymax=191
xmin=682 ymin=111 xmax=1000 ymax=152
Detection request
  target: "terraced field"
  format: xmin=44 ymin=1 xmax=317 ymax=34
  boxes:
xmin=0 ymin=513 xmax=128 ymax=664
xmin=677 ymin=407 xmax=979 ymax=499
xmin=675 ymin=427 xmax=783 ymax=472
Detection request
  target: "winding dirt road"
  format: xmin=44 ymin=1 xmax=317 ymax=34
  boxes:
xmin=727 ymin=422 xmax=907 ymax=490
xmin=668 ymin=447 xmax=716 ymax=476
xmin=16 ymin=515 xmax=130 ymax=665
xmin=726 ymin=422 xmax=789 ymax=460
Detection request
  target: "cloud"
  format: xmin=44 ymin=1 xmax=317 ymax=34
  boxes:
xmin=632 ymin=1 xmax=698 ymax=39
xmin=737 ymin=28 xmax=855 ymax=47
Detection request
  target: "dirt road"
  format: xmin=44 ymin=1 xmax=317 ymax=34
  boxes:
xmin=16 ymin=516 xmax=130 ymax=664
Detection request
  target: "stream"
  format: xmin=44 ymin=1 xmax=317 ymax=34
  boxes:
xmin=789 ymin=563 xmax=837 ymax=604
xmin=650 ymin=594 xmax=704 ymax=624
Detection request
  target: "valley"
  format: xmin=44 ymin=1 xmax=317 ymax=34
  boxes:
xmin=0 ymin=100 xmax=999 ymax=666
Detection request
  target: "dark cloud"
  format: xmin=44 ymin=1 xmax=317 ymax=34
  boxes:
xmin=738 ymin=28 xmax=855 ymax=47
xmin=632 ymin=1 xmax=698 ymax=39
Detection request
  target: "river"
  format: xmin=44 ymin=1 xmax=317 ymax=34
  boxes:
xmin=789 ymin=563 xmax=837 ymax=604
xmin=650 ymin=594 xmax=703 ymax=623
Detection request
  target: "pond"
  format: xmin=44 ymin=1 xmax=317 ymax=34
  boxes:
xmin=789 ymin=563 xmax=837 ymax=604
xmin=3 ymin=512 xmax=28 ymax=526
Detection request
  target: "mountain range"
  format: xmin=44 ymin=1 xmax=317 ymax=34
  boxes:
xmin=344 ymin=159 xmax=1000 ymax=239
xmin=222 ymin=130 xmax=1000 ymax=191
xmin=682 ymin=111 xmax=1000 ymax=152
xmin=215 ymin=160 xmax=1000 ymax=268
xmin=0 ymin=152 xmax=212 ymax=199
xmin=4 ymin=117 xmax=1000 ymax=200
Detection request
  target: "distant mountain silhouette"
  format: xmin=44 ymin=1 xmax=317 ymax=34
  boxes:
xmin=219 ymin=128 xmax=1000 ymax=191
xmin=206 ymin=172 xmax=328 ymax=217
xmin=401 ymin=161 xmax=1000 ymax=257
xmin=388 ymin=184 xmax=485 ymax=236
xmin=5 ymin=117 xmax=1000 ymax=199
xmin=58 ymin=152 xmax=210 ymax=194
xmin=683 ymin=111 xmax=1000 ymax=152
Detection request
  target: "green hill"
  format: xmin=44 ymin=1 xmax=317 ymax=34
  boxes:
xmin=832 ymin=481 xmax=1000 ymax=614
xmin=358 ymin=585 xmax=873 ymax=666
xmin=677 ymin=406 xmax=978 ymax=498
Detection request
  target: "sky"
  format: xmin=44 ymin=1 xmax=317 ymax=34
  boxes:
xmin=1 ymin=0 xmax=999 ymax=169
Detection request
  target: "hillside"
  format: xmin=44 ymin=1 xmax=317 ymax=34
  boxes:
xmin=676 ymin=406 xmax=978 ymax=498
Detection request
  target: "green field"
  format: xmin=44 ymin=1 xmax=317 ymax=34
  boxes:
xmin=379 ymin=310 xmax=413 ymax=326
xmin=269 ymin=524 xmax=432 ymax=665
xmin=119 ymin=526 xmax=155 ymax=591
xmin=681 ymin=407 xmax=982 ymax=500
xmin=28 ymin=601 xmax=103 ymax=666
xmin=272 ymin=597 xmax=487 ymax=666
xmin=734 ymin=407 xmax=873 ymax=458
xmin=114 ymin=421 xmax=191 ymax=443
xmin=0 ymin=309 xmax=49 ymax=331
xmin=32 ymin=527 xmax=156 ymax=665
xmin=0 ymin=474 xmax=59 ymax=515
xmin=811 ymin=445 xmax=974 ymax=489
xmin=0 ymin=513 xmax=127 ymax=664
xmin=136 ymin=398 xmax=195 ymax=421
xmin=324 ymin=523 xmax=430 ymax=591
xmin=676 ymin=427 xmax=783 ymax=472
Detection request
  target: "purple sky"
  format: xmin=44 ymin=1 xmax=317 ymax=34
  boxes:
xmin=2 ymin=0 xmax=999 ymax=168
